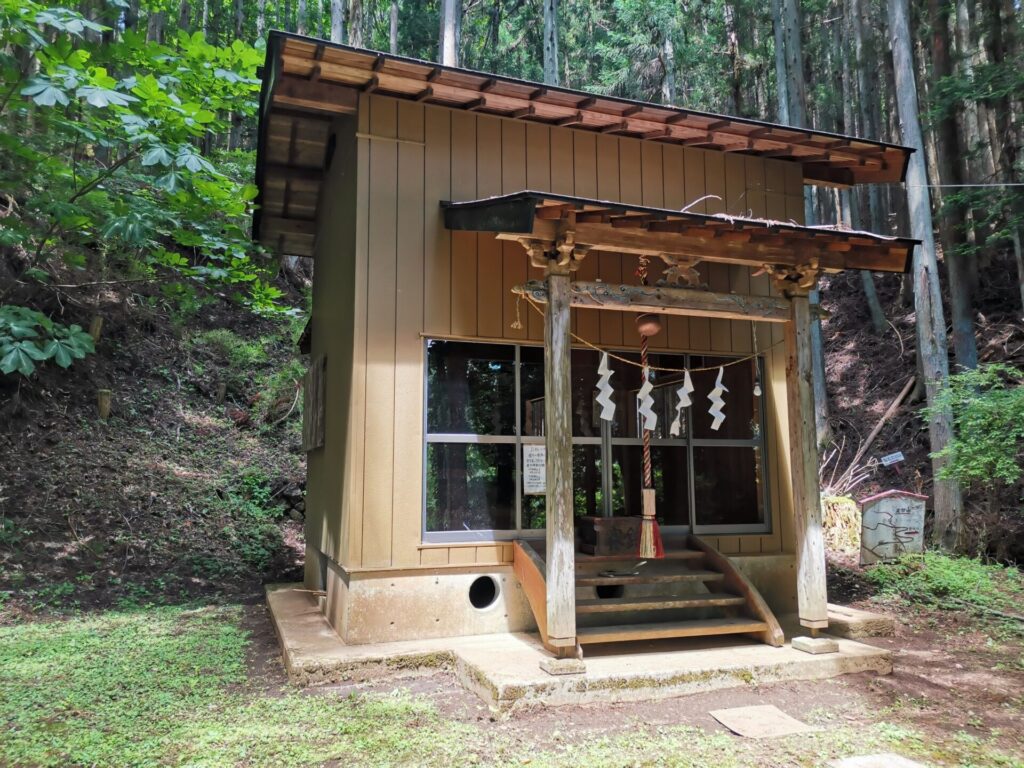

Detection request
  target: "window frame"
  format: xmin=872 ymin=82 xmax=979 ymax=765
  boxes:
xmin=421 ymin=338 xmax=771 ymax=543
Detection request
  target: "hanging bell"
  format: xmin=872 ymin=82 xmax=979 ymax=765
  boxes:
xmin=753 ymin=378 xmax=763 ymax=397
xmin=635 ymin=313 xmax=663 ymax=337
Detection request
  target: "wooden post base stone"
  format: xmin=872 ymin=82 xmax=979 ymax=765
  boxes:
xmin=539 ymin=657 xmax=586 ymax=676
xmin=791 ymin=635 xmax=839 ymax=655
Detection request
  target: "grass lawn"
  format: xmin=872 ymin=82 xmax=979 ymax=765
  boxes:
xmin=1 ymin=604 xmax=1021 ymax=768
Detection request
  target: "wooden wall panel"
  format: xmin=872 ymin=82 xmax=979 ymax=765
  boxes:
xmin=783 ymin=162 xmax=805 ymax=223
xmin=341 ymin=99 xmax=372 ymax=567
xmin=361 ymin=97 xmax=399 ymax=569
xmin=573 ymin=133 xmax=601 ymax=343
xmin=423 ymin=107 xmax=452 ymax=336
xmin=744 ymin=156 xmax=767 ymax=220
xmin=525 ymin=124 xmax=551 ymax=343
xmin=639 ymin=141 xmax=668 ymax=349
xmin=392 ymin=101 xmax=426 ymax=567
xmin=550 ymin=127 xmax=573 ymax=195
xmin=619 ymin=139 xmax=643 ymax=204
xmin=724 ymin=154 xmax=746 ymax=215
xmin=662 ymin=144 xmax=690 ymax=351
xmin=476 ymin=116 xmax=504 ymax=339
xmin=340 ymin=95 xmax=798 ymax=567
xmin=704 ymin=151 xmax=726 ymax=215
xmin=683 ymin=148 xmax=707 ymax=212
xmin=449 ymin=111 xmax=478 ymax=338
xmin=502 ymin=121 xmax=528 ymax=342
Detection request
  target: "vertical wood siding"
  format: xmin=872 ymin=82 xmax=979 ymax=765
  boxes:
xmin=324 ymin=95 xmax=804 ymax=569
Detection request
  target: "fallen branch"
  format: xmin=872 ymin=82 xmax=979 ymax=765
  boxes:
xmin=848 ymin=375 xmax=916 ymax=471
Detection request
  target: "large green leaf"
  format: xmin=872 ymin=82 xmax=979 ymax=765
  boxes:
xmin=0 ymin=341 xmax=49 ymax=377
xmin=21 ymin=79 xmax=69 ymax=107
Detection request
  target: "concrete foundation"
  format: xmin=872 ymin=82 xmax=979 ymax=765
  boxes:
xmin=322 ymin=563 xmax=535 ymax=644
xmin=826 ymin=604 xmax=896 ymax=639
xmin=268 ymin=585 xmax=893 ymax=714
xmin=319 ymin=553 xmax=798 ymax=645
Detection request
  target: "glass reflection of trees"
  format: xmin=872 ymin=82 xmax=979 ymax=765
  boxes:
xmin=424 ymin=339 xmax=767 ymax=535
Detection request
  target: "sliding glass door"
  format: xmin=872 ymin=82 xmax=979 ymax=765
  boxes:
xmin=423 ymin=339 xmax=769 ymax=542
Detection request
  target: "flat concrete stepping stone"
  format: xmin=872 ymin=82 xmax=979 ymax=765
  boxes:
xmin=829 ymin=755 xmax=928 ymax=768
xmin=709 ymin=704 xmax=814 ymax=738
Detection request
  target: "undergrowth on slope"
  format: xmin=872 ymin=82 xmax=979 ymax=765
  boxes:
xmin=866 ymin=552 xmax=1024 ymax=634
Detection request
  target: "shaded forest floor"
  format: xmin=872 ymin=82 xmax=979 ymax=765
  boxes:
xmin=820 ymin=262 xmax=1024 ymax=561
xmin=0 ymin=281 xmax=309 ymax=620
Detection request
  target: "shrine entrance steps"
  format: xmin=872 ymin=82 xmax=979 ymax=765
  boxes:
xmin=512 ymin=534 xmax=785 ymax=653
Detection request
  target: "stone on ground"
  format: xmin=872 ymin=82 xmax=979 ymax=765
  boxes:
xmin=829 ymin=755 xmax=928 ymax=768
xmin=792 ymin=635 xmax=839 ymax=654
xmin=709 ymin=704 xmax=814 ymax=738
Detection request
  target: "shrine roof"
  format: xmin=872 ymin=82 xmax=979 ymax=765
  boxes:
xmin=442 ymin=191 xmax=917 ymax=274
xmin=253 ymin=31 xmax=915 ymax=258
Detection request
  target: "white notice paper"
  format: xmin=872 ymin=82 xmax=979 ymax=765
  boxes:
xmin=523 ymin=444 xmax=546 ymax=495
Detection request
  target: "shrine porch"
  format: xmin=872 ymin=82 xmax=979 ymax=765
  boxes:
xmin=267 ymin=584 xmax=892 ymax=715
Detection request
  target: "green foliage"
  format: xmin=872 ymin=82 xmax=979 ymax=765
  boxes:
xmin=866 ymin=552 xmax=1024 ymax=627
xmin=218 ymin=469 xmax=287 ymax=573
xmin=0 ymin=304 xmax=94 ymax=377
xmin=923 ymin=364 xmax=1024 ymax=488
xmin=0 ymin=0 xmax=284 ymax=316
xmin=191 ymin=328 xmax=268 ymax=369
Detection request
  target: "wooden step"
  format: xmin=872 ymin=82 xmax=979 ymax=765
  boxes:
xmin=575 ymin=570 xmax=724 ymax=587
xmin=575 ymin=592 xmax=746 ymax=614
xmin=575 ymin=549 xmax=705 ymax=564
xmin=577 ymin=617 xmax=769 ymax=644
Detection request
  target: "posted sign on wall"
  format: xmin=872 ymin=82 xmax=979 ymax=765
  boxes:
xmin=523 ymin=444 xmax=546 ymax=495
xmin=859 ymin=490 xmax=928 ymax=565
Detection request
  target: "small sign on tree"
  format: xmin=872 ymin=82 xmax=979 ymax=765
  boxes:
xmin=858 ymin=489 xmax=927 ymax=565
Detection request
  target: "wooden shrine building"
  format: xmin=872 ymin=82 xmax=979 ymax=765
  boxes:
xmin=253 ymin=31 xmax=915 ymax=659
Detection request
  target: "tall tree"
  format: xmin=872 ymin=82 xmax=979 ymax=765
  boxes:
xmin=929 ymin=0 xmax=979 ymax=370
xmin=843 ymin=0 xmax=887 ymax=335
xmin=543 ymin=0 xmax=559 ymax=85
xmin=439 ymin=0 xmax=458 ymax=66
xmin=771 ymin=0 xmax=790 ymax=124
xmin=330 ymin=0 xmax=345 ymax=43
xmin=888 ymin=0 xmax=965 ymax=549
xmin=774 ymin=0 xmax=830 ymax=445
xmin=661 ymin=35 xmax=676 ymax=105
xmin=724 ymin=3 xmax=742 ymax=115
xmin=348 ymin=0 xmax=363 ymax=47
xmin=257 ymin=0 xmax=267 ymax=41
xmin=390 ymin=0 xmax=399 ymax=54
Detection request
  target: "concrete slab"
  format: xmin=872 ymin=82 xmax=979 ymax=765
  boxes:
xmin=267 ymin=585 xmax=893 ymax=714
xmin=829 ymin=755 xmax=928 ymax=768
xmin=827 ymin=604 xmax=896 ymax=639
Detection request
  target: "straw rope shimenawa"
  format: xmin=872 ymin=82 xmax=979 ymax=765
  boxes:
xmin=635 ymin=256 xmax=662 ymax=560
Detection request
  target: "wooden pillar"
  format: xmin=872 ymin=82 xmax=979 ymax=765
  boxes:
xmin=785 ymin=294 xmax=829 ymax=629
xmin=544 ymin=265 xmax=577 ymax=653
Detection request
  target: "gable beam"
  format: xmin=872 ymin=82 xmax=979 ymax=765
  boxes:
xmin=513 ymin=280 xmax=791 ymax=323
